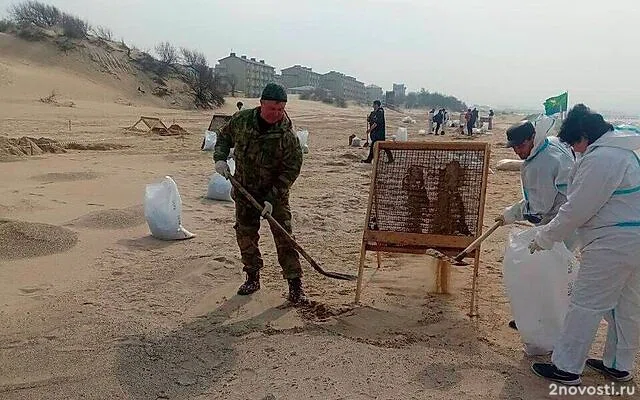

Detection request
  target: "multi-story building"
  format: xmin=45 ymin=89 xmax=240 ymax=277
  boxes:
xmin=281 ymin=65 xmax=321 ymax=89
xmin=393 ymin=83 xmax=406 ymax=98
xmin=345 ymin=75 xmax=366 ymax=102
xmin=366 ymin=84 xmax=384 ymax=103
xmin=320 ymin=71 xmax=366 ymax=102
xmin=273 ymin=74 xmax=284 ymax=88
xmin=214 ymin=52 xmax=276 ymax=97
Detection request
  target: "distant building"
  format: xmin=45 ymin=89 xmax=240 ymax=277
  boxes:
xmin=281 ymin=65 xmax=321 ymax=90
xmin=366 ymin=84 xmax=383 ymax=103
xmin=320 ymin=71 xmax=365 ymax=102
xmin=214 ymin=52 xmax=276 ymax=97
xmin=393 ymin=83 xmax=406 ymax=98
xmin=273 ymin=74 xmax=284 ymax=87
xmin=385 ymin=91 xmax=395 ymax=106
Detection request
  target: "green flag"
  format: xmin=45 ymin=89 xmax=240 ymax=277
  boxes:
xmin=543 ymin=92 xmax=568 ymax=116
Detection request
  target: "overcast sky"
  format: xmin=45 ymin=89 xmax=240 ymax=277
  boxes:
xmin=2 ymin=0 xmax=638 ymax=115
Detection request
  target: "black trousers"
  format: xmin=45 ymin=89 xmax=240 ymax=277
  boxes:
xmin=364 ymin=134 xmax=394 ymax=163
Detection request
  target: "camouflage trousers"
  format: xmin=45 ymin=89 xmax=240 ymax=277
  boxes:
xmin=234 ymin=196 xmax=302 ymax=279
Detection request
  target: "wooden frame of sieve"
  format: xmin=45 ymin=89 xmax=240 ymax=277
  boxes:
xmin=354 ymin=140 xmax=491 ymax=317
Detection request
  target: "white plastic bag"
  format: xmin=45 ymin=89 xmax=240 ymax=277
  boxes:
xmin=296 ymin=130 xmax=309 ymax=153
xmin=206 ymin=159 xmax=236 ymax=201
xmin=144 ymin=176 xmax=195 ymax=240
xmin=395 ymin=127 xmax=408 ymax=142
xmin=201 ymin=131 xmax=217 ymax=151
xmin=350 ymin=137 xmax=362 ymax=147
xmin=495 ymin=159 xmax=524 ymax=171
xmin=503 ymin=226 xmax=579 ymax=355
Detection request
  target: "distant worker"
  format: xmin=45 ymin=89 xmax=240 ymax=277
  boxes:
xmin=213 ymin=83 xmax=307 ymax=304
xmin=433 ymin=109 xmax=445 ymax=135
xmin=472 ymin=107 xmax=479 ymax=128
xmin=427 ymin=108 xmax=434 ymax=133
xmin=362 ymin=100 xmax=394 ymax=163
xmin=443 ymin=108 xmax=448 ymax=131
xmin=488 ymin=109 xmax=495 ymax=130
xmin=465 ymin=108 xmax=473 ymax=135
xmin=496 ymin=120 xmax=576 ymax=330
xmin=364 ymin=108 xmax=376 ymax=147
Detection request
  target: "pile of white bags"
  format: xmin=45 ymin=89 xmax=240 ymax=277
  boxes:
xmin=144 ymin=176 xmax=195 ymax=240
xmin=201 ymin=131 xmax=216 ymax=151
xmin=502 ymin=226 xmax=579 ymax=355
xmin=296 ymin=130 xmax=309 ymax=154
xmin=206 ymin=159 xmax=236 ymax=202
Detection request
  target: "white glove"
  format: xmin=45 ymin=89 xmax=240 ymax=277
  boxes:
xmin=215 ymin=160 xmax=230 ymax=178
xmin=529 ymin=238 xmax=544 ymax=254
xmin=261 ymin=201 xmax=273 ymax=217
xmin=502 ymin=202 xmax=524 ymax=225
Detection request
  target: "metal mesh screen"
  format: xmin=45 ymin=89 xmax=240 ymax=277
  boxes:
xmin=369 ymin=146 xmax=487 ymax=237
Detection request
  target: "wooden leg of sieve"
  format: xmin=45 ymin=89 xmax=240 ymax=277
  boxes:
xmin=469 ymin=250 xmax=481 ymax=317
xmin=436 ymin=258 xmax=451 ymax=294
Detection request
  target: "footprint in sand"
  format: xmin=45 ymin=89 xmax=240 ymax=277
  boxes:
xmin=19 ymin=284 xmax=53 ymax=295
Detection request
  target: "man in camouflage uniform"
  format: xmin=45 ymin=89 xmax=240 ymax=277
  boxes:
xmin=213 ymin=83 xmax=306 ymax=303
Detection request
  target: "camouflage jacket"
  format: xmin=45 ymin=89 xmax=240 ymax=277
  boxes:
xmin=213 ymin=107 xmax=303 ymax=202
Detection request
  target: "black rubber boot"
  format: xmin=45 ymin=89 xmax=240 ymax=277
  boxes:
xmin=237 ymin=271 xmax=260 ymax=295
xmin=287 ymin=278 xmax=308 ymax=304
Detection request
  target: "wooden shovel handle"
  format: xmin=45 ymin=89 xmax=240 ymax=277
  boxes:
xmin=454 ymin=220 xmax=503 ymax=261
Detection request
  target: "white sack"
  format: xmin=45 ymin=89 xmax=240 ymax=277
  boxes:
xmin=144 ymin=176 xmax=195 ymax=240
xmin=297 ymin=130 xmax=309 ymax=154
xmin=201 ymin=131 xmax=217 ymax=151
xmin=495 ymin=159 xmax=524 ymax=171
xmin=206 ymin=159 xmax=236 ymax=201
xmin=503 ymin=226 xmax=579 ymax=355
xmin=395 ymin=127 xmax=408 ymax=142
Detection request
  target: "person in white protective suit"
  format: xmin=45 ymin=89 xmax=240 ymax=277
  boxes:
xmin=529 ymin=104 xmax=640 ymax=386
xmin=496 ymin=118 xmax=576 ymax=330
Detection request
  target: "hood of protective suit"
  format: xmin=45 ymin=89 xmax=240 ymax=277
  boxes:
xmin=533 ymin=114 xmax=561 ymax=138
xmin=589 ymin=128 xmax=640 ymax=152
xmin=524 ymin=115 xmax=562 ymax=161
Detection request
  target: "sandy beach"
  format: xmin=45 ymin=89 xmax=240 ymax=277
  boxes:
xmin=0 ymin=32 xmax=637 ymax=400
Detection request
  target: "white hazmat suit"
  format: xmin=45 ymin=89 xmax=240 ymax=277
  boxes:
xmin=533 ymin=127 xmax=640 ymax=374
xmin=503 ymin=134 xmax=575 ymax=227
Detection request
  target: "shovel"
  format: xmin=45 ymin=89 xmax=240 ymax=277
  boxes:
xmin=452 ymin=220 xmax=503 ymax=266
xmin=228 ymin=175 xmax=357 ymax=281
